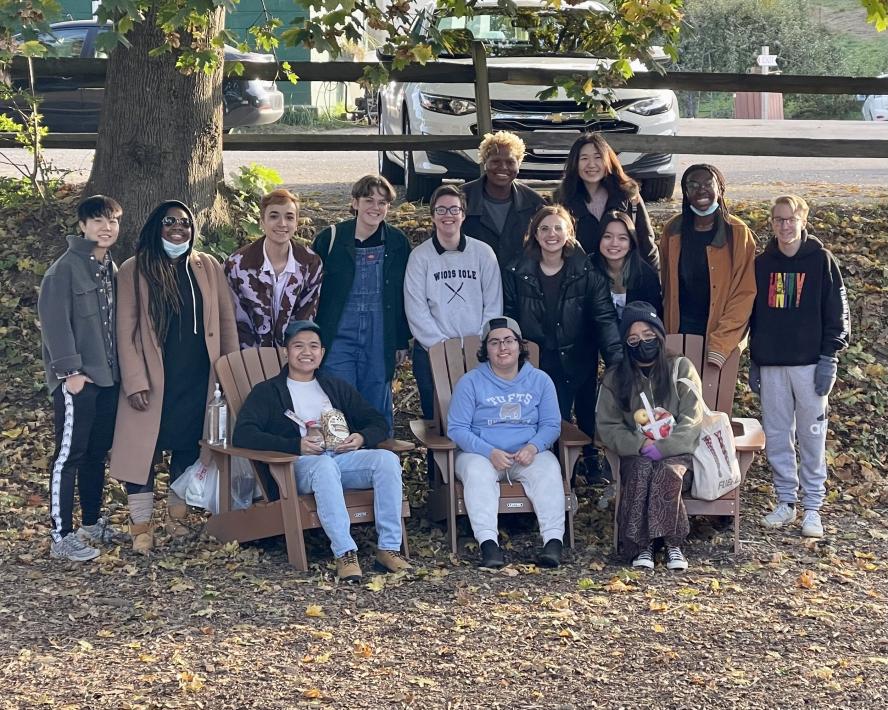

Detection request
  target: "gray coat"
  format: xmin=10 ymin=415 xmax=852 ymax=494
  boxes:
xmin=38 ymin=235 xmax=118 ymax=393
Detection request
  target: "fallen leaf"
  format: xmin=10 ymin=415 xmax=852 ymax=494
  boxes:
xmin=798 ymin=570 xmax=816 ymax=589
xmin=305 ymin=604 xmax=325 ymax=618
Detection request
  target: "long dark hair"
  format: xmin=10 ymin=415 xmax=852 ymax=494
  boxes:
xmin=553 ymin=133 xmax=639 ymax=205
xmin=679 ymin=163 xmax=730 ymax=239
xmin=132 ymin=200 xmax=196 ymax=345
xmin=591 ymin=210 xmax=646 ymax=291
xmin=608 ymin=330 xmax=676 ymax=412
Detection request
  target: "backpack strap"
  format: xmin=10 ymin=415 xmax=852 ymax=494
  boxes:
xmin=327 ymin=223 xmax=337 ymax=257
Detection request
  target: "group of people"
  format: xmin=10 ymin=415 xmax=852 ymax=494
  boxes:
xmin=38 ymin=129 xmax=850 ymax=581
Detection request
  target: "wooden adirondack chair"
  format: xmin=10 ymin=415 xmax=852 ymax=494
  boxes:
xmin=409 ymin=335 xmax=590 ymax=555
xmin=604 ymin=334 xmax=766 ymax=554
xmin=202 ymin=347 xmax=412 ymax=570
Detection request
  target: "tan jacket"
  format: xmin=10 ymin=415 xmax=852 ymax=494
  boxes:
xmin=659 ymin=214 xmax=757 ymax=367
xmin=110 ymin=251 xmax=238 ymax=485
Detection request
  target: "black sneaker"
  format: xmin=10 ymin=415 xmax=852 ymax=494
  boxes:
xmin=537 ymin=539 xmax=563 ymax=568
xmin=479 ymin=540 xmax=505 ymax=569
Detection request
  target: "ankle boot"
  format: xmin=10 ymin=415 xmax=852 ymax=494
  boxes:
xmin=165 ymin=498 xmax=189 ymax=538
xmin=130 ymin=520 xmax=154 ymax=555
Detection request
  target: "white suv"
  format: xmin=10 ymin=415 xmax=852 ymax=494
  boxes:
xmin=378 ymin=1 xmax=679 ymax=202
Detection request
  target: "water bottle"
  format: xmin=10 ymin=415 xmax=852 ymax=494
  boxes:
xmin=207 ymin=382 xmax=228 ymax=446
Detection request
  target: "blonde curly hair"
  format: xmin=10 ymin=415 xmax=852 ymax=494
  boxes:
xmin=478 ymin=131 xmax=526 ymax=165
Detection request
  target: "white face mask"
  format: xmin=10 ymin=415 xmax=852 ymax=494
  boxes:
xmin=689 ymin=201 xmax=720 ymax=217
xmin=162 ymin=238 xmax=190 ymax=259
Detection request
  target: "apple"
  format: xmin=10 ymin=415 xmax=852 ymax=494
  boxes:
xmin=634 ymin=409 xmax=650 ymax=426
xmin=659 ymin=424 xmax=672 ymax=439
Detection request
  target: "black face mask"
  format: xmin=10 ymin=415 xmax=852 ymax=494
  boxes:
xmin=628 ymin=338 xmax=660 ymax=363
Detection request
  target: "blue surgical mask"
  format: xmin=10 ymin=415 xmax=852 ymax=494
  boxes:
xmin=690 ymin=201 xmax=720 ymax=217
xmin=162 ymin=238 xmax=190 ymax=259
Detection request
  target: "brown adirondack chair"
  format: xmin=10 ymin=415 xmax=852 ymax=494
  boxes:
xmin=202 ymin=347 xmax=412 ymax=570
xmin=409 ymin=335 xmax=590 ymax=555
xmin=603 ymin=333 xmax=765 ymax=554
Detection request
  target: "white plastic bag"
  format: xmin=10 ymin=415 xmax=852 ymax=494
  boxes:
xmin=230 ymin=456 xmax=256 ymax=511
xmin=170 ymin=459 xmax=220 ymax=514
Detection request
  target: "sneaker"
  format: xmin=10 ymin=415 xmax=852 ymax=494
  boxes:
xmin=537 ymin=539 xmax=563 ymax=568
xmin=632 ymin=545 xmax=655 ymax=570
xmin=762 ymin=502 xmax=797 ymax=529
xmin=666 ymin=546 xmax=688 ymax=571
xmin=801 ymin=510 xmax=824 ymax=538
xmin=51 ymin=533 xmax=100 ymax=562
xmin=77 ymin=516 xmax=130 ymax=545
xmin=479 ymin=539 xmax=505 ymax=569
xmin=335 ymin=550 xmax=362 ymax=583
xmin=375 ymin=549 xmax=413 ymax=573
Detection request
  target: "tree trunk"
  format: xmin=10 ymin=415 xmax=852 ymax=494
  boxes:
xmin=84 ymin=4 xmax=229 ymax=258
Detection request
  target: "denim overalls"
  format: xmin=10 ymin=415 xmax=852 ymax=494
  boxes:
xmin=322 ymin=242 xmax=392 ymax=432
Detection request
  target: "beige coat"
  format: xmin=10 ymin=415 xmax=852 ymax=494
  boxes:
xmin=110 ymin=251 xmax=238 ymax=485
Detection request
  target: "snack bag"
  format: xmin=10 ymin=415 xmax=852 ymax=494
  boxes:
xmin=320 ymin=408 xmax=350 ymax=449
xmin=634 ymin=392 xmax=675 ymax=441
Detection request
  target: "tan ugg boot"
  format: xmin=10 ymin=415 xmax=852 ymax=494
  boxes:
xmin=165 ymin=497 xmax=189 ymax=538
xmin=130 ymin=520 xmax=154 ymax=555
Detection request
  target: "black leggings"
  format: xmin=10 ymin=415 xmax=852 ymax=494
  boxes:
xmin=124 ymin=446 xmax=201 ymax=495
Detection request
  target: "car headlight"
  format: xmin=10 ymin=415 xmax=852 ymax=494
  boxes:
xmin=625 ymin=96 xmax=672 ymax=116
xmin=419 ymin=93 xmax=476 ymax=116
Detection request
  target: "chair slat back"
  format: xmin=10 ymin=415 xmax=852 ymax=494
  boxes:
xmin=214 ymin=347 xmax=287 ymax=422
xmin=666 ymin=334 xmax=741 ymax=414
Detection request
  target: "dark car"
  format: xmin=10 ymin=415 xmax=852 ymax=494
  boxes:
xmin=5 ymin=20 xmax=284 ymax=132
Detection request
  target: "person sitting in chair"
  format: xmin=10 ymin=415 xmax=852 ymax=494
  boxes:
xmin=447 ymin=317 xmax=565 ymax=569
xmin=232 ymin=320 xmax=411 ymax=583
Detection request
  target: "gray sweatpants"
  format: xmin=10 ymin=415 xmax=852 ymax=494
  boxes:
xmin=454 ymin=450 xmax=565 ymax=545
xmin=760 ymin=364 xmax=829 ymax=511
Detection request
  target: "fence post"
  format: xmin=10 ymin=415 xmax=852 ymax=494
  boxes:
xmin=471 ymin=40 xmax=492 ymax=135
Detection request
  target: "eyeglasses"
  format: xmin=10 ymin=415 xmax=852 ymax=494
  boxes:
xmin=161 ymin=216 xmax=192 ymax=227
xmin=487 ymin=336 xmax=519 ymax=349
xmin=686 ymin=179 xmax=716 ymax=192
xmin=626 ymin=334 xmax=657 ymax=347
xmin=433 ymin=205 xmax=464 ymax=216
xmin=771 ymin=216 xmax=799 ymax=226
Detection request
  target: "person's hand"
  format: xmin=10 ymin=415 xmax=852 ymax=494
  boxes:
xmin=814 ymin=355 xmax=838 ymax=397
xmin=300 ymin=434 xmax=326 ymax=456
xmin=395 ymin=349 xmax=409 ymax=366
xmin=513 ymin=443 xmax=538 ymax=466
xmin=489 ymin=448 xmax=514 ymax=471
xmin=64 ymin=373 xmax=91 ymax=395
xmin=334 ymin=433 xmax=365 ymax=453
xmin=748 ymin=361 xmax=761 ymax=395
xmin=128 ymin=390 xmax=150 ymax=411
xmin=640 ymin=443 xmax=663 ymax=462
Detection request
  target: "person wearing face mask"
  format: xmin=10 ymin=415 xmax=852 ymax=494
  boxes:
xmin=659 ymin=164 xmax=757 ymax=369
xmin=110 ymin=201 xmax=238 ymax=554
xmin=461 ymin=131 xmax=545 ymax=268
xmin=596 ymin=302 xmax=703 ymax=571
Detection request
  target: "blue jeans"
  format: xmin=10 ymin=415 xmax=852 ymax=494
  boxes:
xmin=293 ymin=449 xmax=403 ymax=557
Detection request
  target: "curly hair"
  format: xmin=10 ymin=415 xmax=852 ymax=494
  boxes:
xmin=522 ymin=205 xmax=580 ymax=261
xmin=478 ymin=131 xmax=526 ymax=165
xmin=553 ymin=132 xmax=638 ymax=204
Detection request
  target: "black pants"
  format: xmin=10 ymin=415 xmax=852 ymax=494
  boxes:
xmin=49 ymin=382 xmax=119 ymax=540
xmin=540 ymin=349 xmax=598 ymax=457
xmin=412 ymin=341 xmax=435 ymax=421
xmin=124 ymin=446 xmax=201 ymax=495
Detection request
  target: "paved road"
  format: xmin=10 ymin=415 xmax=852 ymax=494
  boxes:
xmin=3 ymin=119 xmax=886 ymax=202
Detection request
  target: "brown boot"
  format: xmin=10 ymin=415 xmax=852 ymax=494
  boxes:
xmin=165 ymin=495 xmax=189 ymax=537
xmin=130 ymin=520 xmax=154 ymax=555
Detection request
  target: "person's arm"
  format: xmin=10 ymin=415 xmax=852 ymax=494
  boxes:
xmin=403 ymin=249 xmax=447 ymax=349
xmin=821 ymin=252 xmax=851 ymax=358
xmin=446 ymin=376 xmax=495 ymax=458
xmin=586 ymin=270 xmax=623 ymax=368
xmin=295 ymin=250 xmax=324 ymax=322
xmin=394 ymin=234 xmax=412 ymax=351
xmin=223 ymin=254 xmax=258 ymax=349
xmin=595 ymin=377 xmax=647 ymax=456
xmin=527 ymin=373 xmax=562 ymax=453
xmin=633 ymin=197 xmax=660 ymax=273
xmin=115 ymin=263 xmax=151 ymax=397
xmin=231 ymin=386 xmax=301 ymax=454
xmin=311 ymin=227 xmax=332 ymax=268
xmin=479 ymin=247 xmax=503 ymax=323
xmin=37 ymin=265 xmax=82 ymax=377
xmin=213 ymin=258 xmax=240 ymax=355
xmin=707 ymin=221 xmax=757 ymax=367
xmin=501 ymin=267 xmax=519 ymax=321
xmin=656 ymin=358 xmax=704 ymax=458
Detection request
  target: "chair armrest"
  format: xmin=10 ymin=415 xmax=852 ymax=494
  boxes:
xmin=732 ymin=417 xmax=765 ymax=451
xmin=202 ymin=440 xmax=298 ymax=464
xmin=378 ymin=438 xmax=415 ymax=453
xmin=560 ymin=421 xmax=592 ymax=448
xmin=409 ymin=419 xmax=457 ymax=450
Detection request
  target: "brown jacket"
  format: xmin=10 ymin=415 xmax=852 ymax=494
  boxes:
xmin=110 ymin=251 xmax=238 ymax=485
xmin=659 ymin=214 xmax=757 ymax=367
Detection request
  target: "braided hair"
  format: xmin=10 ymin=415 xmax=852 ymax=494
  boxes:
xmin=679 ymin=163 xmax=730 ymax=239
xmin=132 ymin=200 xmax=196 ymax=345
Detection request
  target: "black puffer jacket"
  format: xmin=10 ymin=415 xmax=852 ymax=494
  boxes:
xmin=503 ymin=250 xmax=622 ymax=389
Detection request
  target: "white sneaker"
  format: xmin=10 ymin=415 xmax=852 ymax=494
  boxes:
xmin=666 ymin=546 xmax=688 ymax=571
xmin=801 ymin=510 xmax=824 ymax=538
xmin=762 ymin=503 xmax=797 ymax=529
xmin=77 ymin=516 xmax=130 ymax=545
xmin=632 ymin=545 xmax=655 ymax=570
xmin=50 ymin=533 xmax=100 ymax=562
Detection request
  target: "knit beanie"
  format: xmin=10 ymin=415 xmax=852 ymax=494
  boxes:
xmin=619 ymin=301 xmax=665 ymax=342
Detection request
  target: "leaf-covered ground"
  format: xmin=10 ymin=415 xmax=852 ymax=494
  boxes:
xmin=1 ymin=184 xmax=887 ymax=708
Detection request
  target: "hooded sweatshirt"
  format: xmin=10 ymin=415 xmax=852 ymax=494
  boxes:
xmin=447 ymin=361 xmax=561 ymax=457
xmin=750 ymin=232 xmax=850 ymax=366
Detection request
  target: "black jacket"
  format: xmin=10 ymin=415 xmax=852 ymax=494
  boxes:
xmin=232 ymin=368 xmax=390 ymax=455
xmin=503 ymin=250 xmax=622 ymax=389
xmin=461 ymin=176 xmax=546 ymax=268
xmin=558 ymin=189 xmax=659 ymax=272
xmin=311 ymin=219 xmax=411 ymax=381
xmin=750 ymin=232 xmax=850 ymax=366
xmin=590 ymin=252 xmax=664 ymax=318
